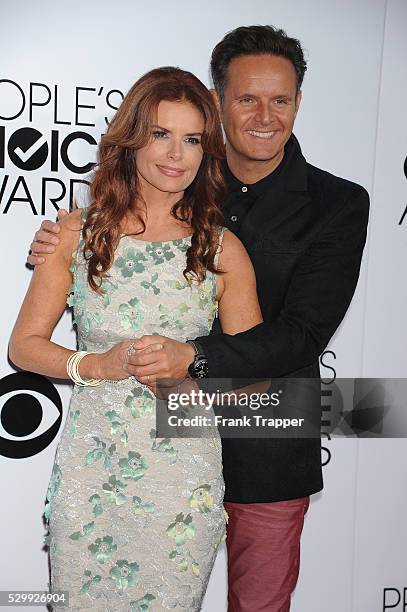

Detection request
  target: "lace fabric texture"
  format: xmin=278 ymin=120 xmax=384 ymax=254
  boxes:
xmin=44 ymin=228 xmax=226 ymax=611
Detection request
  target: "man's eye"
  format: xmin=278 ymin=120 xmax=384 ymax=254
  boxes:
xmin=275 ymin=98 xmax=287 ymax=104
xmin=240 ymin=98 xmax=254 ymax=104
xmin=185 ymin=137 xmax=201 ymax=145
xmin=152 ymin=130 xmax=168 ymax=139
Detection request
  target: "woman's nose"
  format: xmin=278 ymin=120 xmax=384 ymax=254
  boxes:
xmin=167 ymin=141 xmax=182 ymax=161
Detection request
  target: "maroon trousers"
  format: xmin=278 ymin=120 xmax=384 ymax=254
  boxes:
xmin=224 ymin=497 xmax=310 ymax=612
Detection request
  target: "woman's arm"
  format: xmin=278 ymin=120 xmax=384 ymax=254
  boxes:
xmin=10 ymin=209 xmax=85 ymax=378
xmin=217 ymin=229 xmax=263 ymax=333
xmin=9 ymin=210 xmax=140 ymax=380
xmin=10 ymin=209 xmax=135 ymax=382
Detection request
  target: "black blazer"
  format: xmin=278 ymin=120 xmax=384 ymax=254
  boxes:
xmin=197 ymin=136 xmax=370 ymax=503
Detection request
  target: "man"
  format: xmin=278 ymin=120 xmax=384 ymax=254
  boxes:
xmin=28 ymin=25 xmax=369 ymax=612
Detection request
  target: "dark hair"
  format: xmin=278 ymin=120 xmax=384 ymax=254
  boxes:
xmin=211 ymin=25 xmax=307 ymax=100
xmin=83 ymin=66 xmax=226 ymax=292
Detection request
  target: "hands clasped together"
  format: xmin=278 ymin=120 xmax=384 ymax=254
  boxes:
xmin=85 ymin=335 xmax=195 ymax=396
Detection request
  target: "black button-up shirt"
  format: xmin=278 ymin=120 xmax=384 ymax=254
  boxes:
xmin=222 ymin=135 xmax=294 ymax=235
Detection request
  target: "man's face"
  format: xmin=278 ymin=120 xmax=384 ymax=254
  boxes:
xmin=220 ymin=54 xmax=301 ymax=174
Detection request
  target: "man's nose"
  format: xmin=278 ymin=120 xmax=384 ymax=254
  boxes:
xmin=255 ymin=102 xmax=272 ymax=126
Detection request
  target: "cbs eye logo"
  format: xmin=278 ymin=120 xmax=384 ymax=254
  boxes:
xmin=0 ymin=372 xmax=62 ymax=459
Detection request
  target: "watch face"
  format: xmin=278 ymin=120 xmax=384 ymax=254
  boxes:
xmin=188 ymin=356 xmax=208 ymax=378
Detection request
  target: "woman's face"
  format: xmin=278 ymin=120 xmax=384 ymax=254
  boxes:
xmin=136 ymin=99 xmax=205 ymax=196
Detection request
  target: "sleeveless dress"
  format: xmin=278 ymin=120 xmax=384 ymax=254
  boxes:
xmin=43 ymin=224 xmax=226 ymax=611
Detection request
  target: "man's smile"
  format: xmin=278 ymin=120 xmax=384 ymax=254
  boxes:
xmin=246 ymin=130 xmax=276 ymax=139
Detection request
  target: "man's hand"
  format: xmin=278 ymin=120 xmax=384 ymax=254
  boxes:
xmin=127 ymin=335 xmax=195 ymax=385
xmin=27 ymin=208 xmax=69 ymax=265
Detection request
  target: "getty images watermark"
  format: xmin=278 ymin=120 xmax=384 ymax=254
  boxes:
xmin=166 ymin=386 xmax=305 ymax=431
xmin=153 ymin=378 xmax=407 ymax=439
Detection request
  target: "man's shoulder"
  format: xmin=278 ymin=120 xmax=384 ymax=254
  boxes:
xmin=303 ymin=163 xmax=370 ymax=235
xmin=306 ymin=162 xmax=369 ymax=207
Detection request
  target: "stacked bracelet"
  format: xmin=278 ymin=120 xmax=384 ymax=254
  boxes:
xmin=66 ymin=351 xmax=104 ymax=386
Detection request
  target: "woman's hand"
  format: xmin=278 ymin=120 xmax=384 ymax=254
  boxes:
xmin=81 ymin=340 xmax=139 ymax=381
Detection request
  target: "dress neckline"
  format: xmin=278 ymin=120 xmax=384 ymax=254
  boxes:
xmin=119 ymin=234 xmax=193 ymax=245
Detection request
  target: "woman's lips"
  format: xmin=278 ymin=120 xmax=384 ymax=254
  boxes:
xmin=156 ymin=165 xmax=186 ymax=177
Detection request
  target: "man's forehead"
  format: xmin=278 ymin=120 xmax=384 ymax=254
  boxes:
xmin=227 ymin=55 xmax=297 ymax=89
xmin=228 ymin=72 xmax=295 ymax=95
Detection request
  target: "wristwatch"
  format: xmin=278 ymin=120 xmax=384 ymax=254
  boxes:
xmin=186 ymin=340 xmax=208 ymax=379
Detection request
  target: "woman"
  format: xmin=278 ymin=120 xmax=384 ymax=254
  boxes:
xmin=10 ymin=67 xmax=262 ymax=610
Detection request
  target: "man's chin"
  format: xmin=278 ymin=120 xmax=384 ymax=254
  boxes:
xmin=227 ymin=140 xmax=285 ymax=165
xmin=244 ymin=149 xmax=282 ymax=163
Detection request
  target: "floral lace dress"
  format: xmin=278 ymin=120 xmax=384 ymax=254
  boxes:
xmin=44 ymin=225 xmax=226 ymax=611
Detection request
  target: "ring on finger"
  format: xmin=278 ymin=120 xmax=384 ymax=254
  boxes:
xmin=127 ymin=342 xmax=136 ymax=356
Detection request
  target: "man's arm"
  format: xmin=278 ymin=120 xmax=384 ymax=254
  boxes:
xmin=197 ymin=188 xmax=370 ymax=378
xmin=27 ymin=209 xmax=68 ymax=265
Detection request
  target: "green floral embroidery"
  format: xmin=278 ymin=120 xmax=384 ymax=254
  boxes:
xmin=88 ymin=535 xmax=118 ymax=564
xmin=80 ymin=569 xmax=102 ymax=594
xmin=89 ymin=493 xmax=103 ymax=518
xmin=86 ymin=437 xmax=116 ymax=470
xmin=118 ymin=297 xmax=144 ymax=332
xmin=44 ymin=464 xmax=62 ymax=521
xmin=191 ymin=282 xmax=213 ymax=311
xmin=189 ymin=484 xmax=214 ymax=513
xmin=43 ymin=532 xmax=57 ymax=560
xmin=130 ymin=594 xmax=156 ymax=612
xmin=119 ymin=451 xmax=148 ymax=481
xmin=69 ymin=409 xmax=80 ymax=436
xmin=132 ymin=495 xmax=156 ymax=515
xmin=66 ymin=278 xmax=86 ymax=308
xmin=191 ymin=562 xmax=200 ymax=576
xmin=167 ymin=513 xmax=200 ymax=576
xmin=105 ymin=410 xmax=130 ymax=446
xmin=102 ymin=475 xmax=127 ymax=505
xmin=167 ymin=279 xmax=188 ymax=291
xmin=141 ymin=273 xmax=160 ymax=295
xmin=101 ymin=277 xmax=118 ymax=307
xmin=150 ymin=429 xmax=177 ymax=463
xmin=80 ymin=311 xmax=103 ymax=333
xmin=166 ymin=513 xmax=196 ymax=546
xmin=69 ymin=521 xmax=95 ymax=541
xmin=109 ymin=559 xmax=140 ymax=591
xmin=125 ymin=387 xmax=154 ymax=418
xmin=173 ymin=238 xmax=190 ymax=253
xmin=158 ymin=303 xmax=190 ymax=329
xmin=146 ymin=242 xmax=175 ymax=265
xmin=69 ymin=249 xmax=78 ymax=274
xmin=115 ymin=248 xmax=147 ymax=277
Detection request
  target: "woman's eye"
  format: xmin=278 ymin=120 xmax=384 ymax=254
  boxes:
xmin=152 ymin=130 xmax=168 ymax=139
xmin=185 ymin=137 xmax=201 ymax=145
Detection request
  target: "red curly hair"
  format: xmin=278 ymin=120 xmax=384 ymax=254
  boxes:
xmin=82 ymin=66 xmax=226 ymax=292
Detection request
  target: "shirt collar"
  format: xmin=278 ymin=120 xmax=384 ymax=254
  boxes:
xmin=222 ymin=133 xmax=306 ymax=196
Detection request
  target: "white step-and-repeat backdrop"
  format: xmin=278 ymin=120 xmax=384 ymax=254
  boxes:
xmin=1 ymin=1 xmax=406 ymax=610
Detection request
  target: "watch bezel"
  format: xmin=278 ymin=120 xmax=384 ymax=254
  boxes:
xmin=188 ymin=354 xmax=208 ymax=379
